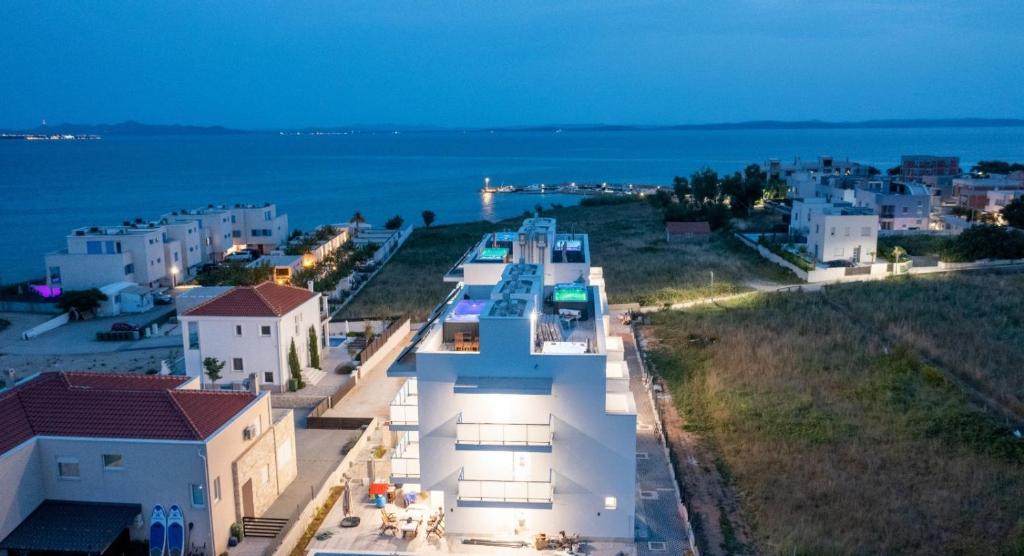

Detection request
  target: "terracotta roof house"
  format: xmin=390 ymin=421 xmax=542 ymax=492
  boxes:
xmin=0 ymin=371 xmax=297 ymax=556
xmin=665 ymin=221 xmax=712 ymax=242
xmin=178 ymin=282 xmax=329 ymax=391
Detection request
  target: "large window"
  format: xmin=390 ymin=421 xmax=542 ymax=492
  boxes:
xmin=232 ymin=358 xmax=244 ymax=372
xmin=57 ymin=457 xmax=80 ymax=479
xmin=187 ymin=322 xmax=200 ymax=349
xmin=190 ymin=483 xmax=206 ymax=508
xmin=102 ymin=454 xmax=124 ymax=470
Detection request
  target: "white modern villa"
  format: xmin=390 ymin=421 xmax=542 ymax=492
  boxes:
xmin=386 ymin=217 xmax=637 ymax=541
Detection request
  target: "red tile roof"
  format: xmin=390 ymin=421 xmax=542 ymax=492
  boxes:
xmin=666 ymin=221 xmax=712 ymax=235
xmin=183 ymin=281 xmax=317 ymax=317
xmin=0 ymin=372 xmax=258 ymax=454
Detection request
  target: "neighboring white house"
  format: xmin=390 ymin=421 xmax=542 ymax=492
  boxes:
xmin=44 ymin=224 xmax=178 ymax=292
xmin=805 ymin=204 xmax=879 ymax=264
xmin=44 ymin=203 xmax=291 ymax=293
xmin=0 ymin=372 xmax=297 ymax=556
xmin=387 ymin=217 xmax=636 ymax=541
xmin=178 ymin=281 xmax=327 ymax=391
xmin=853 ymin=180 xmax=931 ymax=230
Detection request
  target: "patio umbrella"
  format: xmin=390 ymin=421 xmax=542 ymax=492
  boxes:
xmin=342 ymin=481 xmax=351 ymax=517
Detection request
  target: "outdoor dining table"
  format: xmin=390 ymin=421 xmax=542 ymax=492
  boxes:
xmin=396 ymin=504 xmax=427 ymax=538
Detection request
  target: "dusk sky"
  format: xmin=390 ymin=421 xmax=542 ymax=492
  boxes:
xmin=2 ymin=1 xmax=1022 ymax=129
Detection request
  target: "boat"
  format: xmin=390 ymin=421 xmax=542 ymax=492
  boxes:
xmin=167 ymin=505 xmax=185 ymax=556
xmin=149 ymin=505 xmax=167 ymax=556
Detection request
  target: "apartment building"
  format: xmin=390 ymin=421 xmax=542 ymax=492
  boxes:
xmin=804 ymin=204 xmax=879 ymax=264
xmin=0 ymin=372 xmax=296 ymax=556
xmin=900 ymin=155 xmax=960 ymax=182
xmin=387 ymin=217 xmax=636 ymax=541
xmin=162 ymin=203 xmax=288 ymax=263
xmin=952 ymin=172 xmax=1024 ymax=213
xmin=178 ymin=281 xmax=328 ymax=391
xmin=163 ymin=207 xmax=236 ymax=264
xmin=44 ymin=223 xmax=177 ymax=291
xmin=230 ymin=204 xmax=290 ymax=254
xmin=854 ymin=180 xmax=931 ymax=230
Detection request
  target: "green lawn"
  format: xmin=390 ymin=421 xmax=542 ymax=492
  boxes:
xmin=646 ymin=275 xmax=1024 ymax=555
xmin=337 ymin=201 xmax=795 ymax=320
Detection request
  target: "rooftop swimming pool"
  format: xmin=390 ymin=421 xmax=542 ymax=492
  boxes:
xmin=553 ymin=284 xmax=588 ymax=303
xmin=476 ymin=246 xmax=509 ymax=262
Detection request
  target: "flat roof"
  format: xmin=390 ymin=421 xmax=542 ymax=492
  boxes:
xmin=0 ymin=500 xmax=142 ymax=554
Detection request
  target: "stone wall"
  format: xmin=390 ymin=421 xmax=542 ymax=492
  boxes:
xmin=232 ymin=412 xmax=296 ymax=518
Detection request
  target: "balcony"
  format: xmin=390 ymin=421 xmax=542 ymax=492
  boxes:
xmin=390 ymin=433 xmax=420 ymax=482
xmin=388 ymin=379 xmax=418 ymax=431
xmin=456 ymin=415 xmax=553 ymax=452
xmin=457 ymin=469 xmax=553 ymax=508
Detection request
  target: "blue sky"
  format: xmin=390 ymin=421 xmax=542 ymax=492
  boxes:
xmin=1 ymin=1 xmax=1022 ymax=128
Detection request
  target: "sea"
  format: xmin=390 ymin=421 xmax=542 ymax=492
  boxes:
xmin=2 ymin=127 xmax=1023 ymax=283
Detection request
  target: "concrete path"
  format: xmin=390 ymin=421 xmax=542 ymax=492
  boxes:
xmin=262 ymin=428 xmax=361 ymax=520
xmin=610 ymin=321 xmax=694 ymax=556
xmin=322 ymin=333 xmax=411 ymax=419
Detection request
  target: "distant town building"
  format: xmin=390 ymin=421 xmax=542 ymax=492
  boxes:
xmin=44 ymin=223 xmax=181 ymax=292
xmin=44 ymin=203 xmax=290 ymax=293
xmin=900 ymin=155 xmax=960 ymax=182
xmin=854 ymin=179 xmax=931 ymax=230
xmin=952 ymin=172 xmax=1024 ymax=213
xmin=0 ymin=372 xmax=296 ymax=556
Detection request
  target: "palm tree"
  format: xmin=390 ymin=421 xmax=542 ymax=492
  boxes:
xmin=891 ymin=246 xmax=907 ymax=273
xmin=350 ymin=211 xmax=366 ymax=237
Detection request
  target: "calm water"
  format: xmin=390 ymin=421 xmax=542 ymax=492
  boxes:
xmin=2 ymin=128 xmax=1023 ymax=283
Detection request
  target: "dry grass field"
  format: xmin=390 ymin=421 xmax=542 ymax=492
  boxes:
xmin=338 ymin=201 xmax=794 ymax=320
xmin=645 ymin=276 xmax=1024 ymax=555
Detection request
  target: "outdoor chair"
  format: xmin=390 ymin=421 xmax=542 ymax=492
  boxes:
xmin=426 ymin=510 xmax=445 ymax=539
xmin=379 ymin=509 xmax=398 ymax=536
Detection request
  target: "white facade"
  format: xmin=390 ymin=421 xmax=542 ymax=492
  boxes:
xmin=230 ymin=204 xmax=290 ymax=253
xmin=853 ymin=181 xmax=931 ymax=230
xmin=0 ymin=374 xmax=297 ymax=556
xmin=45 ymin=225 xmax=175 ymax=291
xmin=389 ymin=218 xmax=636 ymax=541
xmin=178 ymin=287 xmax=325 ymax=390
xmin=805 ymin=206 xmax=879 ymax=264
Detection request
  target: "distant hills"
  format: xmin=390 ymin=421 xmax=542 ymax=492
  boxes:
xmin=2 ymin=120 xmax=248 ymax=136
xmin=3 ymin=117 xmax=1023 ymax=136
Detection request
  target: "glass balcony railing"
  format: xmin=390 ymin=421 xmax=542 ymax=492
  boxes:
xmin=457 ymin=469 xmax=553 ymax=504
xmin=456 ymin=415 xmax=553 ymax=447
xmin=391 ymin=434 xmax=420 ymax=479
xmin=388 ymin=379 xmax=418 ymax=428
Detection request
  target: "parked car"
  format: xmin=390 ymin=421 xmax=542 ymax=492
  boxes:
xmin=153 ymin=292 xmax=173 ymax=305
xmin=110 ymin=322 xmax=140 ymax=332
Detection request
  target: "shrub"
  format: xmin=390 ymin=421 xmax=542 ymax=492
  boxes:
xmin=580 ymin=194 xmax=640 ymax=207
xmin=334 ymin=362 xmax=357 ymax=375
xmin=939 ymin=225 xmax=1024 ymax=262
xmin=757 ymin=235 xmax=813 ymax=271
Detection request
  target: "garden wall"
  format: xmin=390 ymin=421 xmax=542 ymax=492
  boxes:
xmin=20 ymin=312 xmax=69 ymax=339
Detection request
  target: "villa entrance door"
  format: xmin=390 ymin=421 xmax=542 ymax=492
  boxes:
xmin=241 ymin=478 xmax=255 ymax=517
